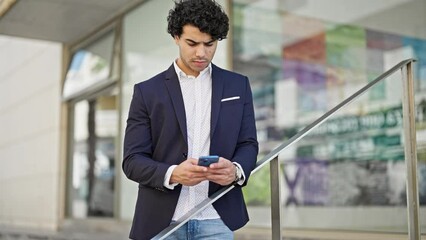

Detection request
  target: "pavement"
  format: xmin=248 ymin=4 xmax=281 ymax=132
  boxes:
xmin=0 ymin=224 xmax=274 ymax=240
xmin=0 ymin=224 xmax=302 ymax=240
xmin=2 ymin=223 xmax=422 ymax=240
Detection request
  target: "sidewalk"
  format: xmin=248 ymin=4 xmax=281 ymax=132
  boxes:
xmin=0 ymin=221 xmax=129 ymax=240
xmin=0 ymin=223 xmax=274 ymax=240
xmin=1 ymin=224 xmax=421 ymax=240
xmin=0 ymin=224 xmax=302 ymax=240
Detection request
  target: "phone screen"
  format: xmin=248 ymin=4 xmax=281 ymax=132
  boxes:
xmin=198 ymin=155 xmax=219 ymax=167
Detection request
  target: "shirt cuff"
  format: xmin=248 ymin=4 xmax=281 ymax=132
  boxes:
xmin=164 ymin=165 xmax=179 ymax=189
xmin=232 ymin=162 xmax=246 ymax=185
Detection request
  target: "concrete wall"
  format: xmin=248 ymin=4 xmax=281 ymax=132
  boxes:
xmin=0 ymin=35 xmax=62 ymax=230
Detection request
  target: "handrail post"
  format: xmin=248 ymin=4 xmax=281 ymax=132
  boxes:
xmin=270 ymin=156 xmax=282 ymax=239
xmin=401 ymin=60 xmax=421 ymax=240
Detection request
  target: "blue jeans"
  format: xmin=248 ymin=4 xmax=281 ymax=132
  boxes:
xmin=164 ymin=219 xmax=233 ymax=240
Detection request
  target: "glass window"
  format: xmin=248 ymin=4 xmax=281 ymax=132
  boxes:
xmin=63 ymin=30 xmax=116 ymax=100
xmin=233 ymin=0 xmax=426 ymax=235
xmin=69 ymin=89 xmax=118 ymax=218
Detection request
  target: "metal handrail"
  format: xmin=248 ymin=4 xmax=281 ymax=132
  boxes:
xmin=153 ymin=58 xmax=419 ymax=240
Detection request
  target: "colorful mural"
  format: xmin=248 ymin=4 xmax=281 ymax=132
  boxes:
xmin=233 ymin=3 xmax=426 ymax=209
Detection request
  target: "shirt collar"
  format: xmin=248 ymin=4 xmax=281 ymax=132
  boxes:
xmin=173 ymin=59 xmax=212 ymax=80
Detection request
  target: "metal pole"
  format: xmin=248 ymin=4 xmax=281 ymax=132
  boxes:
xmin=270 ymin=156 xmax=282 ymax=240
xmin=401 ymin=60 xmax=421 ymax=240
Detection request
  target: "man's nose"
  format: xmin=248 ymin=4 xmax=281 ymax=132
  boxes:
xmin=195 ymin=45 xmax=206 ymax=58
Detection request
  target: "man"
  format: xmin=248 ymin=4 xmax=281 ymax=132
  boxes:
xmin=122 ymin=0 xmax=258 ymax=239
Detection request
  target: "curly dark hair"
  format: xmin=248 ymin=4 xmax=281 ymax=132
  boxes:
xmin=167 ymin=0 xmax=229 ymax=41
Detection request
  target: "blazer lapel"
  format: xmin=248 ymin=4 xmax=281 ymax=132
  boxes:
xmin=210 ymin=64 xmax=224 ymax=137
xmin=164 ymin=64 xmax=188 ymax=143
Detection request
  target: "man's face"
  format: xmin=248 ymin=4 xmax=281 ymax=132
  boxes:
xmin=174 ymin=25 xmax=218 ymax=77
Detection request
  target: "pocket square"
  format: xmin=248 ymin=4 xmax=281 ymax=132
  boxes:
xmin=221 ymin=96 xmax=240 ymax=102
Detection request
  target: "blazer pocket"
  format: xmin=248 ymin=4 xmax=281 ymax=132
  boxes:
xmin=221 ymin=99 xmax=242 ymax=107
xmin=221 ymin=96 xmax=240 ymax=103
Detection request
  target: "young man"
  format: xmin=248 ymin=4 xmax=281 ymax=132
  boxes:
xmin=122 ymin=0 xmax=258 ymax=239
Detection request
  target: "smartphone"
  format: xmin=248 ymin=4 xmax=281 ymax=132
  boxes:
xmin=198 ymin=155 xmax=219 ymax=167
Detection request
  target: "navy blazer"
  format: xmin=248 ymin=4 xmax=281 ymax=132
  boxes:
xmin=123 ymin=63 xmax=258 ymax=240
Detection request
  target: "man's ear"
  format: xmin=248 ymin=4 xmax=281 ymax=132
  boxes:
xmin=174 ymin=35 xmax=179 ymax=44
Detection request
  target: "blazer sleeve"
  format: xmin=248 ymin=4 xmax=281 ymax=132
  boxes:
xmin=122 ymin=84 xmax=170 ymax=189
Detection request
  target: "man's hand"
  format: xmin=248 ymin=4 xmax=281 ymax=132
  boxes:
xmin=205 ymin=157 xmax=236 ymax=186
xmin=170 ymin=158 xmax=208 ymax=186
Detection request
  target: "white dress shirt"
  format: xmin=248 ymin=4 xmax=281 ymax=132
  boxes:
xmin=166 ymin=60 xmax=220 ymax=220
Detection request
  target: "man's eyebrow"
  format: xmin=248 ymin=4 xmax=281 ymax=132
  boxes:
xmin=185 ymin=39 xmax=215 ymax=44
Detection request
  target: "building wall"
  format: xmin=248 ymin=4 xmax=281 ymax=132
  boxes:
xmin=0 ymin=35 xmax=62 ymax=230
